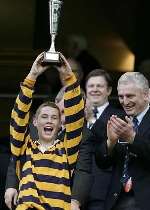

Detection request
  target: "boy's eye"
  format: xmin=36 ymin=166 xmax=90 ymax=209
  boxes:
xmin=52 ymin=116 xmax=58 ymax=120
xmin=41 ymin=115 xmax=47 ymax=118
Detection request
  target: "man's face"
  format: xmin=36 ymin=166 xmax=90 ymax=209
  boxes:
xmin=56 ymin=98 xmax=65 ymax=129
xmin=33 ymin=106 xmax=60 ymax=142
xmin=118 ymin=83 xmax=149 ymax=116
xmin=86 ymin=76 xmax=111 ymax=106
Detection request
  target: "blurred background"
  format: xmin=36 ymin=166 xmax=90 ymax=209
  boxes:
xmin=1 ymin=0 xmax=150 ymax=209
xmin=1 ymin=0 xmax=150 ymax=141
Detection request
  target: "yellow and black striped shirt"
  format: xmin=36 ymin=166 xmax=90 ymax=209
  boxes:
xmin=10 ymin=73 xmax=84 ymax=210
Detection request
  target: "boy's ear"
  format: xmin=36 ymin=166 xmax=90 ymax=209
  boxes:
xmin=33 ymin=116 xmax=37 ymax=127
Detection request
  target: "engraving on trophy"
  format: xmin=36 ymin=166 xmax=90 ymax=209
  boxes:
xmin=43 ymin=0 xmax=63 ymax=63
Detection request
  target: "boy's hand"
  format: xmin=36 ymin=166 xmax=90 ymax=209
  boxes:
xmin=5 ymin=188 xmax=18 ymax=210
xmin=56 ymin=53 xmax=73 ymax=84
xmin=27 ymin=52 xmax=49 ymax=81
xmin=71 ymin=199 xmax=80 ymax=210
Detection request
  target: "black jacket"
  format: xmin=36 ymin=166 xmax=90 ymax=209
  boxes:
xmin=72 ymin=105 xmax=124 ymax=207
xmin=95 ymin=108 xmax=150 ymax=210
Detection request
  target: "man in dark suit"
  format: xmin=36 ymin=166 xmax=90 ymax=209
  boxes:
xmin=71 ymin=69 xmax=124 ymax=210
xmin=95 ymin=72 xmax=150 ymax=210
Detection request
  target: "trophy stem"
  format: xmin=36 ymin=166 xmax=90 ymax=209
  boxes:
xmin=49 ymin=34 xmax=56 ymax=53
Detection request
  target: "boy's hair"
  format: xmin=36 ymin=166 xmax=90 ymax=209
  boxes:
xmin=85 ymin=69 xmax=112 ymax=88
xmin=35 ymin=101 xmax=61 ymax=119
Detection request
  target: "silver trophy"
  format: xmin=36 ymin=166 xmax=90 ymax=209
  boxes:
xmin=43 ymin=0 xmax=63 ymax=63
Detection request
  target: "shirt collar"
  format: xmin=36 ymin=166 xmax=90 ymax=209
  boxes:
xmin=35 ymin=139 xmax=60 ymax=153
xmin=136 ymin=104 xmax=150 ymax=125
xmin=87 ymin=102 xmax=109 ymax=126
xmin=96 ymin=102 xmax=109 ymax=119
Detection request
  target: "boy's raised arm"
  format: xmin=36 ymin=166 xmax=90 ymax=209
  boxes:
xmin=57 ymin=53 xmax=84 ymax=169
xmin=10 ymin=53 xmax=49 ymax=158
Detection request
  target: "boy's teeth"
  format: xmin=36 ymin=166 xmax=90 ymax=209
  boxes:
xmin=44 ymin=127 xmax=53 ymax=132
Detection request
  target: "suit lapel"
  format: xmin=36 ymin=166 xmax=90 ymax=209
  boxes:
xmin=137 ymin=108 xmax=150 ymax=135
xmin=99 ymin=105 xmax=111 ymax=122
xmin=99 ymin=105 xmax=124 ymax=123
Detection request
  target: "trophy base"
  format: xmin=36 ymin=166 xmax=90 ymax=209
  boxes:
xmin=43 ymin=51 xmax=60 ymax=63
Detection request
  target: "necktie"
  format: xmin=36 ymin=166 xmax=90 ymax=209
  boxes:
xmin=93 ymin=106 xmax=98 ymax=120
xmin=133 ymin=116 xmax=139 ymax=132
xmin=88 ymin=123 xmax=93 ymax=129
xmin=120 ymin=116 xmax=139 ymax=192
xmin=120 ymin=146 xmax=130 ymax=186
xmin=88 ymin=107 xmax=98 ymax=129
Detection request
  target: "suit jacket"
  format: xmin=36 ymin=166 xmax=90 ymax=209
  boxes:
xmin=72 ymin=105 xmax=124 ymax=207
xmin=72 ymin=125 xmax=94 ymax=205
xmin=95 ymin=107 xmax=150 ymax=210
xmin=5 ymin=156 xmax=19 ymax=190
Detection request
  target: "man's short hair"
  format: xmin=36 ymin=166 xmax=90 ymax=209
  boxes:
xmin=118 ymin=72 xmax=149 ymax=92
xmin=35 ymin=101 xmax=60 ymax=119
xmin=85 ymin=69 xmax=112 ymax=88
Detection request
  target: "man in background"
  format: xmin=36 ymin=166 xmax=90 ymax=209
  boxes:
xmin=71 ymin=69 xmax=123 ymax=210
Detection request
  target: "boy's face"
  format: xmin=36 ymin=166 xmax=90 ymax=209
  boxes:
xmin=33 ymin=106 xmax=60 ymax=143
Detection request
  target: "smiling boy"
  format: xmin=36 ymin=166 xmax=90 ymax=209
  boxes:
xmin=10 ymin=52 xmax=84 ymax=210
